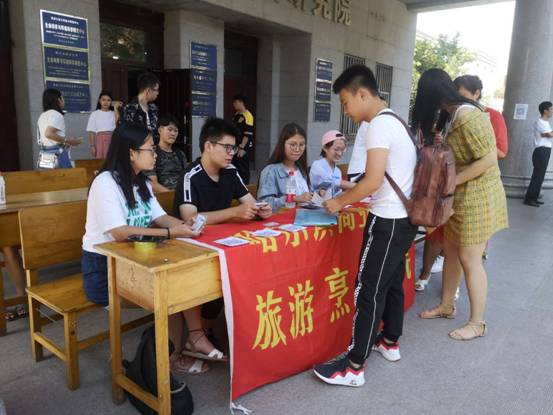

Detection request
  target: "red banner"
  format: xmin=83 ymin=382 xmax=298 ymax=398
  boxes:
xmin=194 ymin=207 xmax=415 ymax=400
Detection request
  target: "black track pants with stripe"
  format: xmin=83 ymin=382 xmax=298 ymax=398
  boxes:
xmin=347 ymin=213 xmax=417 ymax=365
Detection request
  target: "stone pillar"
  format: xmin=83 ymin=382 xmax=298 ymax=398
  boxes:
xmin=10 ymin=0 xmax=101 ymax=169
xmin=500 ymin=0 xmax=553 ymax=197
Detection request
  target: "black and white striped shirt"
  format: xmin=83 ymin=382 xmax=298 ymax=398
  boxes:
xmin=173 ymin=159 xmax=249 ymax=217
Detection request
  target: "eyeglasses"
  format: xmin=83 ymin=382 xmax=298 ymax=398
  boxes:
xmin=213 ymin=142 xmax=239 ymax=155
xmin=135 ymin=145 xmax=157 ymax=156
xmin=287 ymin=142 xmax=306 ymax=151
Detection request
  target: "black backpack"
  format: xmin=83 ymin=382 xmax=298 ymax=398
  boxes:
xmin=123 ymin=325 xmax=194 ymax=415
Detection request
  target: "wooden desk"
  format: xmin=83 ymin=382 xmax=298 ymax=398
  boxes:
xmin=96 ymin=240 xmax=221 ymax=415
xmin=0 ymin=188 xmax=88 ymax=247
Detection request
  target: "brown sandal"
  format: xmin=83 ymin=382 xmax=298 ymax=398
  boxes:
xmin=419 ymin=304 xmax=456 ymax=319
xmin=448 ymin=321 xmax=487 ymax=341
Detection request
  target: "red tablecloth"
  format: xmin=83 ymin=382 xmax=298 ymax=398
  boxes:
xmin=192 ymin=206 xmax=415 ymax=400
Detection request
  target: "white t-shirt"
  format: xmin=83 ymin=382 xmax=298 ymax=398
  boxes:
xmin=309 ymin=158 xmax=342 ymax=197
xmin=534 ymin=118 xmax=553 ymax=148
xmin=86 ymin=109 xmax=116 ymax=133
xmin=37 ymin=109 xmax=65 ymax=147
xmin=365 ymin=109 xmax=416 ymax=219
xmin=82 ymin=172 xmax=166 ymax=253
xmin=347 ymin=121 xmax=370 ymax=176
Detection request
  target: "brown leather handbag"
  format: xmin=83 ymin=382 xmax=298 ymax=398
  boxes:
xmin=379 ymin=112 xmax=456 ymax=228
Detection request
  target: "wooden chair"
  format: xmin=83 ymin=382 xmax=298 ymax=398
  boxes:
xmin=74 ymin=159 xmax=104 ymax=183
xmin=3 ymin=168 xmax=88 ymax=195
xmin=247 ymin=183 xmax=257 ymax=199
xmin=231 ymin=183 xmax=258 ymax=207
xmin=19 ymin=201 xmax=152 ymax=390
xmin=338 ymin=163 xmax=349 ymax=180
xmin=1 ymin=167 xmax=89 ymax=336
xmin=155 ymin=190 xmax=175 ymax=214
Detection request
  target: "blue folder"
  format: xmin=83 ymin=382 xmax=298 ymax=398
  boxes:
xmin=294 ymin=208 xmax=337 ymax=226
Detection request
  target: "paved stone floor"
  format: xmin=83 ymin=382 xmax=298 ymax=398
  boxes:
xmin=2 ymin=195 xmax=553 ymax=415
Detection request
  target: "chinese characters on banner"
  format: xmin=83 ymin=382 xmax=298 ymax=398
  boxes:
xmin=275 ymin=0 xmax=352 ymax=26
xmin=40 ymin=10 xmax=90 ymax=112
xmin=194 ymin=207 xmax=415 ymax=400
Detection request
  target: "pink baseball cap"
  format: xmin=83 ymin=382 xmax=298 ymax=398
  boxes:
xmin=321 ymin=130 xmax=345 ymax=147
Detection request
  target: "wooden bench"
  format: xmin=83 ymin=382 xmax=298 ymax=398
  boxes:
xmin=74 ymin=159 xmax=104 ymax=184
xmin=1 ymin=168 xmax=89 ymax=336
xmin=19 ymin=201 xmax=152 ymax=390
xmin=3 ymin=168 xmax=88 ymax=195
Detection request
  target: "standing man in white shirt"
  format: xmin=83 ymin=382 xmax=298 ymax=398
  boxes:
xmin=524 ymin=101 xmax=553 ymax=207
xmin=313 ymin=65 xmax=417 ymax=387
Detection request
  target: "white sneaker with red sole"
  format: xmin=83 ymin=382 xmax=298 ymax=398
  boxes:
xmin=372 ymin=337 xmax=401 ymax=362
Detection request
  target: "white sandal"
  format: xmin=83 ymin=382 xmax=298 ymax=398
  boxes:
xmin=172 ymin=356 xmax=209 ymax=375
xmin=415 ymin=276 xmax=431 ymax=292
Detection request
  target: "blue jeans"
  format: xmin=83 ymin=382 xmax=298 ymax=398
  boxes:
xmin=82 ymin=250 xmax=108 ymax=306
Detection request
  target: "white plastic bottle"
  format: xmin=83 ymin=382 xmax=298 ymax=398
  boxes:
xmin=0 ymin=172 xmax=6 ymax=205
xmin=285 ymin=171 xmax=296 ymax=208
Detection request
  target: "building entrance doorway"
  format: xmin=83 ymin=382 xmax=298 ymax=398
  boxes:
xmin=0 ymin=0 xmax=19 ymax=171
xmin=224 ymin=30 xmax=258 ymax=165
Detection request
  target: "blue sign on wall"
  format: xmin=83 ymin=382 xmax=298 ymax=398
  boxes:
xmin=191 ymin=42 xmax=217 ymax=70
xmin=41 ymin=10 xmax=88 ymax=49
xmin=314 ymin=59 xmax=333 ymax=122
xmin=316 ymin=59 xmax=333 ymax=82
xmin=191 ymin=69 xmax=217 ymax=94
xmin=191 ymin=93 xmax=216 ymax=117
xmin=314 ymin=103 xmax=331 ymax=122
xmin=46 ymin=80 xmax=90 ymax=113
xmin=43 ymin=46 xmax=89 ymax=81
xmin=315 ymin=81 xmax=332 ymax=102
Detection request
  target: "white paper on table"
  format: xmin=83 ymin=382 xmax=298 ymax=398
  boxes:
xmin=214 ymin=237 xmax=250 ymax=247
xmin=311 ymin=190 xmax=332 ymax=207
xmin=279 ymin=224 xmax=307 ymax=232
xmin=263 ymin=222 xmax=280 ymax=227
xmin=251 ymin=229 xmax=282 ymax=237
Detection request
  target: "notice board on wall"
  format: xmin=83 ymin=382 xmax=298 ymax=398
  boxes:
xmin=314 ymin=59 xmax=333 ymax=122
xmin=40 ymin=10 xmax=90 ymax=112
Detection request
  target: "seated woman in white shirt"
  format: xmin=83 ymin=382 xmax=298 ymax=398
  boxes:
xmin=309 ymin=130 xmax=355 ymax=198
xmin=82 ymin=122 xmax=224 ymax=374
xmin=86 ymin=90 xmax=121 ymax=159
